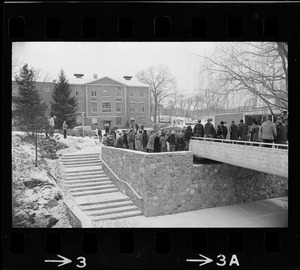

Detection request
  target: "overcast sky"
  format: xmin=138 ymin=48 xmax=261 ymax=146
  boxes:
xmin=12 ymin=42 xmax=218 ymax=93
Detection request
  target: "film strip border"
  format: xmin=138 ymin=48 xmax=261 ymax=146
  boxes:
xmin=4 ymin=229 xmax=300 ymax=268
xmin=3 ymin=2 xmax=300 ymax=269
xmin=4 ymin=2 xmax=300 ymax=40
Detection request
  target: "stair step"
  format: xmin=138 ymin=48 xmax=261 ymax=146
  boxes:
xmin=64 ymin=163 xmax=101 ymax=168
xmin=65 ymin=177 xmax=110 ymax=184
xmin=85 ymin=205 xmax=138 ymax=217
xmin=62 ymin=159 xmax=100 ymax=164
xmin=91 ymin=210 xmax=143 ymax=221
xmin=62 ymin=159 xmax=101 ymax=165
xmin=63 ymin=153 xmax=100 ymax=158
xmin=62 ymin=155 xmax=99 ymax=159
xmin=65 ymin=171 xmax=104 ymax=177
xmin=80 ymin=201 xmax=133 ymax=211
xmin=76 ymin=193 xmax=130 ymax=206
xmin=65 ymin=174 xmax=106 ymax=180
xmin=65 ymin=181 xmax=113 ymax=188
xmin=64 ymin=168 xmax=103 ymax=174
xmin=71 ymin=188 xmax=118 ymax=197
xmin=70 ymin=184 xmax=116 ymax=193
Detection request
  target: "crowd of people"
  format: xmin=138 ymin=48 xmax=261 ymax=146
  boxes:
xmin=101 ymin=125 xmax=194 ymax=152
xmin=101 ymin=115 xmax=288 ymax=151
xmin=193 ymin=116 xmax=288 ymax=149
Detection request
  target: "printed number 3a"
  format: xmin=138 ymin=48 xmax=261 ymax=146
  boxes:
xmin=76 ymin=257 xmax=86 ymax=268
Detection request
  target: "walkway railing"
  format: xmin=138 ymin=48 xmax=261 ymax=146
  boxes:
xmin=189 ymin=137 xmax=288 ymax=177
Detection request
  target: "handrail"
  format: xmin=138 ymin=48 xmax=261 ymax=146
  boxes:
xmin=190 ymin=136 xmax=288 ymax=150
xmin=100 ymin=158 xmax=143 ymax=200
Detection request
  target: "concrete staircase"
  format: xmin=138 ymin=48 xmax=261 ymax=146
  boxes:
xmin=62 ymin=151 xmax=143 ymax=221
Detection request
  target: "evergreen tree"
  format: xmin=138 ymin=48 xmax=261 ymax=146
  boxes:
xmin=12 ymin=64 xmax=48 ymax=132
xmin=50 ymin=69 xmax=78 ymax=129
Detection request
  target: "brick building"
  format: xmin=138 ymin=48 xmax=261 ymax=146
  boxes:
xmin=12 ymin=76 xmax=151 ymax=129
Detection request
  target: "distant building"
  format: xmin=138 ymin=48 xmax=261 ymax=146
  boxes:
xmin=12 ymin=76 xmax=151 ymax=129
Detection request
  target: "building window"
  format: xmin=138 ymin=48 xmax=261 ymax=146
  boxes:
xmin=102 ymin=102 xmax=111 ymax=112
xmin=130 ymin=104 xmax=135 ymax=113
xmin=116 ymin=117 xmax=122 ymax=125
xmin=116 ymin=103 xmax=122 ymax=112
xmin=92 ymin=117 xmax=98 ymax=125
xmin=91 ymin=102 xmax=97 ymax=113
xmin=139 ymin=104 xmax=145 ymax=113
xmin=129 ymin=90 xmax=135 ymax=98
xmin=75 ymin=90 xmax=81 ymax=96
xmin=102 ymin=89 xmax=110 ymax=96
xmin=139 ymin=90 xmax=145 ymax=98
xmin=91 ymin=91 xmax=97 ymax=96
xmin=116 ymin=89 xmax=121 ymax=97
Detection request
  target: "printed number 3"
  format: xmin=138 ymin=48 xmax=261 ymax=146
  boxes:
xmin=76 ymin=257 xmax=86 ymax=268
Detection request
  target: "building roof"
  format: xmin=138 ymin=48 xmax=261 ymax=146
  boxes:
xmin=66 ymin=76 xmax=149 ymax=87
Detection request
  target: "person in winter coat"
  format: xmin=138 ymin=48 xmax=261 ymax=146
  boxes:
xmin=216 ymin=121 xmax=228 ymax=140
xmin=142 ymin=130 xmax=148 ymax=152
xmin=49 ymin=115 xmax=56 ymax=137
xmin=177 ymin=131 xmax=185 ymax=151
xmin=183 ymin=126 xmax=193 ymax=150
xmin=193 ymin=120 xmax=204 ymax=137
xmin=102 ymin=134 xmax=107 ymax=145
xmin=106 ymin=133 xmax=115 ymax=147
xmin=62 ymin=121 xmax=68 ymax=139
xmin=258 ymin=115 xmax=277 ymax=148
xmin=159 ymin=132 xmax=168 ymax=152
xmin=204 ymin=118 xmax=215 ymax=139
xmin=154 ymin=134 xmax=161 ymax=152
xmin=223 ymin=121 xmax=231 ymax=140
xmin=128 ymin=130 xmax=135 ymax=150
xmin=146 ymin=131 xmax=156 ymax=152
xmin=274 ymin=118 xmax=287 ymax=149
xmin=167 ymin=130 xmax=176 ymax=152
xmin=123 ymin=130 xmax=129 ymax=149
xmin=135 ymin=130 xmax=143 ymax=151
xmin=230 ymin=120 xmax=239 ymax=141
xmin=97 ymin=128 xmax=102 ymax=143
xmin=238 ymin=119 xmax=248 ymax=142
xmin=250 ymin=119 xmax=260 ymax=146
xmin=115 ymin=133 xmax=124 ymax=148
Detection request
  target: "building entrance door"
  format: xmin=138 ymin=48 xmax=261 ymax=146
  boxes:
xmin=103 ymin=121 xmax=111 ymax=130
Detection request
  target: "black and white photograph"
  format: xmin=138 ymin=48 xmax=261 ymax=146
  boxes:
xmin=11 ymin=42 xmax=288 ymax=228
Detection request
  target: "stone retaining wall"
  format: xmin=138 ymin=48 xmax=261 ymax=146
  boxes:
xmin=101 ymin=146 xmax=288 ymax=217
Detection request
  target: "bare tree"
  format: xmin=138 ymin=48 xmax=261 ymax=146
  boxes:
xmin=194 ymin=42 xmax=288 ymax=116
xmin=136 ymin=65 xmax=176 ymax=126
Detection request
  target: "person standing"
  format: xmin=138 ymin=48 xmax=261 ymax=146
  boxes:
xmin=193 ymin=120 xmax=204 ymax=137
xmin=223 ymin=121 xmax=231 ymax=140
xmin=167 ymin=130 xmax=176 ymax=152
xmin=216 ymin=121 xmax=227 ymax=141
xmin=146 ymin=131 xmax=156 ymax=152
xmin=258 ymin=115 xmax=277 ymax=148
xmin=62 ymin=120 xmax=68 ymax=139
xmin=249 ymin=119 xmax=260 ymax=146
xmin=102 ymin=134 xmax=107 ymax=146
xmin=238 ymin=119 xmax=248 ymax=143
xmin=204 ymin=118 xmax=215 ymax=139
xmin=159 ymin=132 xmax=168 ymax=152
xmin=154 ymin=133 xmax=161 ymax=152
xmin=128 ymin=130 xmax=135 ymax=150
xmin=176 ymin=131 xmax=185 ymax=151
xmin=115 ymin=133 xmax=124 ymax=148
xmin=97 ymin=128 xmax=102 ymax=143
xmin=230 ymin=120 xmax=239 ymax=142
xmin=123 ymin=130 xmax=129 ymax=149
xmin=183 ymin=126 xmax=193 ymax=150
xmin=274 ymin=118 xmax=287 ymax=149
xmin=142 ymin=130 xmax=148 ymax=152
xmin=135 ymin=130 xmax=143 ymax=151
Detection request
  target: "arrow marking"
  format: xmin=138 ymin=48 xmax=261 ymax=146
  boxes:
xmin=186 ymin=254 xmax=213 ymax=267
xmin=45 ymin=254 xmax=72 ymax=267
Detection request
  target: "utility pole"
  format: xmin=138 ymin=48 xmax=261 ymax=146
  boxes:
xmin=82 ymin=112 xmax=85 ymax=137
xmin=35 ymin=128 xmax=38 ymax=167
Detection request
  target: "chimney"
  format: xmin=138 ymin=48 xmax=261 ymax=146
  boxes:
xmin=93 ymin=74 xmax=98 ymax=79
xmin=74 ymin=74 xmax=84 ymax=78
xmin=123 ymin=76 xmax=132 ymax=81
